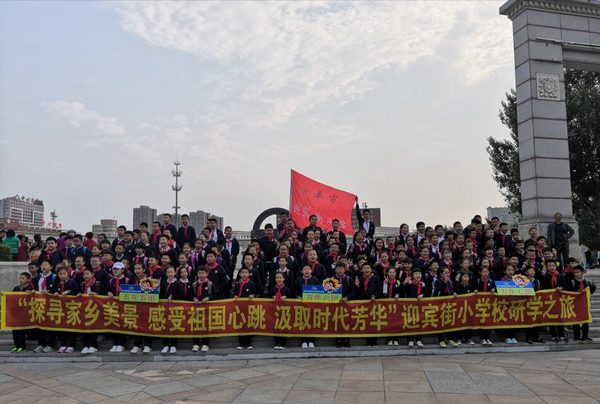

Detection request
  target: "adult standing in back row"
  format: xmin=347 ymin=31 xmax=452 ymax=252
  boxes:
xmin=547 ymin=213 xmax=575 ymax=264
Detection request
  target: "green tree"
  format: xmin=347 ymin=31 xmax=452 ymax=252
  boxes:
xmin=487 ymin=70 xmax=600 ymax=250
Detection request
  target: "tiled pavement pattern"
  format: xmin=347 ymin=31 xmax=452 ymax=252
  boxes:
xmin=1 ymin=351 xmax=600 ymax=404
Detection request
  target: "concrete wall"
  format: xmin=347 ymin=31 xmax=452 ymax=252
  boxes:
xmin=0 ymin=262 xmax=29 ymax=292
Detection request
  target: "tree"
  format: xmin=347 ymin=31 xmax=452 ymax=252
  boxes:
xmin=487 ymin=70 xmax=600 ymax=250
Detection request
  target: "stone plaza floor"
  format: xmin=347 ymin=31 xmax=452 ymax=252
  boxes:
xmin=1 ymin=350 xmax=600 ymax=404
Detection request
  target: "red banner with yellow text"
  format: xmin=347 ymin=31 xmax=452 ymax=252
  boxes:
xmin=290 ymin=170 xmax=357 ymax=234
xmin=1 ymin=290 xmax=591 ymax=338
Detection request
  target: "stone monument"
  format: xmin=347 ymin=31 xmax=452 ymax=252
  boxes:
xmin=500 ymin=0 xmax=600 ymax=252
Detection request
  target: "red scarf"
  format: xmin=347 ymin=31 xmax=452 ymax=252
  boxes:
xmin=196 ymin=279 xmax=209 ymax=299
xmin=183 ymin=226 xmax=188 ymax=238
xmin=206 ymin=262 xmax=218 ymax=276
xmin=387 ymin=278 xmax=396 ymax=298
xmin=363 ymin=274 xmax=372 ymax=294
xmin=578 ymin=279 xmax=585 ymax=292
xmin=275 ymin=283 xmax=285 ymax=305
xmin=180 ymin=279 xmax=188 ymax=296
xmin=59 ymin=280 xmax=67 ymax=294
xmin=237 ymin=278 xmax=250 ymax=297
xmin=114 ymin=276 xmax=124 ymax=295
xmin=550 ymin=271 xmax=558 ymax=288
xmin=71 ymin=266 xmax=86 ymax=279
xmin=380 ymin=262 xmax=390 ymax=278
xmin=41 ymin=274 xmax=51 ymax=291
xmin=481 ymin=277 xmax=489 ymax=292
xmin=165 ymin=280 xmax=174 ymax=296
xmin=84 ymin=277 xmax=96 ymax=293
xmin=303 ymin=276 xmax=312 ymax=286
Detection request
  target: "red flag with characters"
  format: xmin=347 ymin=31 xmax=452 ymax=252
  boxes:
xmin=290 ymin=170 xmax=356 ymax=233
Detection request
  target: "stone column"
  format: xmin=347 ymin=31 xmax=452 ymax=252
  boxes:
xmin=501 ymin=4 xmax=579 ymax=251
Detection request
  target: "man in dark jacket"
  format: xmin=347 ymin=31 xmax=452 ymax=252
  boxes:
xmin=547 ymin=213 xmax=575 ymax=264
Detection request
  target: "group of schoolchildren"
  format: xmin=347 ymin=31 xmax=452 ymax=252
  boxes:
xmin=11 ymin=208 xmax=596 ymax=354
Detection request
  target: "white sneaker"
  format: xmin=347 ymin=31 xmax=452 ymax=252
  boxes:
xmin=388 ymin=341 xmax=394 ymax=346
xmin=457 ymin=340 xmax=462 ymax=345
xmin=42 ymin=346 xmax=55 ymax=353
xmin=408 ymin=341 xmax=414 ymax=347
xmin=58 ymin=346 xmax=67 ymax=353
xmin=393 ymin=341 xmax=399 ymax=346
xmin=505 ymin=338 xmax=511 ymax=343
xmin=201 ymin=345 xmax=209 ymax=352
xmin=280 ymin=346 xmax=286 ymax=350
xmin=33 ymin=345 xmax=44 ymax=353
xmin=110 ymin=346 xmax=117 ymax=353
xmin=467 ymin=339 xmax=475 ymax=345
xmin=302 ymin=342 xmax=308 ymax=349
xmin=308 ymin=343 xmax=314 ymax=348
xmin=487 ymin=340 xmax=493 ymax=345
xmin=142 ymin=346 xmax=152 ymax=354
xmin=130 ymin=346 xmax=140 ymax=354
xmin=87 ymin=347 xmax=98 ymax=354
xmin=169 ymin=347 xmax=177 ymax=354
xmin=417 ymin=341 xmax=424 ymax=347
xmin=161 ymin=346 xmax=169 ymax=354
xmin=65 ymin=347 xmax=75 ymax=353
xmin=237 ymin=346 xmax=243 ymax=350
xmin=192 ymin=345 xmax=200 ymax=352
xmin=247 ymin=346 xmax=253 ymax=350
xmin=81 ymin=347 xmax=89 ymax=354
xmin=481 ymin=340 xmax=488 ymax=345
xmin=511 ymin=339 xmax=518 ymax=344
xmin=115 ymin=346 xmax=124 ymax=353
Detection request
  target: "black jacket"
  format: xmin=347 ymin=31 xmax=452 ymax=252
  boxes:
xmin=293 ymin=276 xmax=320 ymax=298
xmin=160 ymin=280 xmax=184 ymax=300
xmin=333 ymin=275 xmax=357 ymax=300
xmin=50 ymin=278 xmax=79 ymax=295
xmin=192 ymin=280 xmax=217 ymax=301
xmin=233 ymin=279 xmax=257 ymax=298
xmin=177 ymin=225 xmax=197 ymax=247
xmin=357 ymin=275 xmax=382 ymax=299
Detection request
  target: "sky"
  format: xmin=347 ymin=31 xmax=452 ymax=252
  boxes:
xmin=0 ymin=1 xmax=516 ymax=232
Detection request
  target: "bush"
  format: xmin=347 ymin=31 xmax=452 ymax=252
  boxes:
xmin=0 ymin=244 xmax=12 ymax=261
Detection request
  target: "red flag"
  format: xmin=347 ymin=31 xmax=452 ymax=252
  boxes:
xmin=290 ymin=170 xmax=356 ymax=233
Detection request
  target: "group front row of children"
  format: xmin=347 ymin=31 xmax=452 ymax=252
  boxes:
xmin=11 ymin=259 xmax=596 ymax=354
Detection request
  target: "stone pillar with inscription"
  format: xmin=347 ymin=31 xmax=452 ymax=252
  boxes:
xmin=498 ymin=0 xmax=600 ymax=253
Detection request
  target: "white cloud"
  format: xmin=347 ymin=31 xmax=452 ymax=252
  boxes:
xmin=43 ymin=101 xmax=126 ymax=136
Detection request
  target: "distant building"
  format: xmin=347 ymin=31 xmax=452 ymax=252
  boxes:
xmin=0 ymin=218 xmax=61 ymax=239
xmin=0 ymin=195 xmax=44 ymax=227
xmin=133 ymin=205 xmax=157 ymax=229
xmin=92 ymin=219 xmax=118 ymax=239
xmin=189 ymin=210 xmax=224 ymax=232
xmin=351 ymin=207 xmax=382 ymax=231
xmin=486 ymin=206 xmax=519 ymax=227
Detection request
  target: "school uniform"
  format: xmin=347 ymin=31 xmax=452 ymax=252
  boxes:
xmin=157 ymin=246 xmax=179 ymax=267
xmin=148 ymin=266 xmax=167 ymax=284
xmin=432 ymin=278 xmax=457 ymax=343
xmin=205 ymin=263 xmax=230 ymax=298
xmin=233 ymin=279 xmax=257 ymax=348
xmin=404 ymin=280 xmax=428 ymax=344
xmin=177 ymin=225 xmax=197 ymax=247
xmin=35 ymin=272 xmax=58 ymax=349
xmin=37 ymin=249 xmax=65 ymax=269
xmin=51 ymin=278 xmax=80 ymax=349
xmin=541 ymin=271 xmax=567 ymax=340
xmin=179 ymin=279 xmax=193 ymax=301
xmin=268 ymin=267 xmax=295 ymax=291
xmin=422 ymin=271 xmax=438 ymax=296
xmin=293 ymin=276 xmax=320 ymax=298
xmin=159 ymin=279 xmax=183 ymax=348
xmin=223 ymin=237 xmax=240 ymax=270
xmin=324 ymin=253 xmax=340 ymax=278
xmin=270 ymin=284 xmax=292 ymax=348
xmin=108 ymin=276 xmax=130 ymax=348
xmin=130 ymin=273 xmax=156 ymax=350
xmin=567 ymin=278 xmax=596 ymax=341
xmin=12 ymin=284 xmax=33 ymax=350
xmin=250 ymin=258 xmax=267 ymax=292
xmin=347 ymin=241 xmax=370 ymax=263
xmin=456 ymin=282 xmax=475 ymax=342
xmin=524 ymin=278 xmax=544 ymax=343
xmin=91 ymin=267 xmax=110 ymax=289
xmin=307 ymin=262 xmax=327 ymax=282
xmin=191 ymin=279 xmax=217 ymax=348
xmin=358 ymin=274 xmax=382 ymax=345
xmin=374 ymin=262 xmax=393 ymax=281
xmin=80 ymin=278 xmax=105 ymax=349
xmin=333 ymin=274 xmax=356 ymax=347
xmin=236 ymin=267 xmax=263 ymax=297
xmin=131 ymin=255 xmax=149 ymax=269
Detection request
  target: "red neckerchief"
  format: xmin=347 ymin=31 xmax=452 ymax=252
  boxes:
xmin=59 ymin=280 xmax=67 ymax=294
xmin=328 ymin=253 xmax=338 ymax=262
xmin=180 ymin=279 xmax=188 ymax=296
xmin=114 ymin=276 xmax=125 ymax=295
xmin=148 ymin=265 xmax=161 ymax=278
xmin=196 ymin=278 xmax=209 ymax=299
xmin=363 ymin=274 xmax=372 ymax=294
xmin=159 ymin=246 xmax=171 ymax=253
xmin=303 ymin=276 xmax=312 ymax=286
xmin=237 ymin=278 xmax=250 ymax=297
xmin=482 ymin=277 xmax=489 ymax=292
xmin=355 ymin=242 xmax=363 ymax=252
xmin=578 ymin=279 xmax=585 ymax=292
xmin=210 ymin=229 xmax=216 ymax=241
xmin=41 ymin=273 xmax=51 ymax=291
xmin=165 ymin=279 xmax=175 ymax=296
xmin=184 ymin=226 xmax=188 ymax=238
xmin=444 ymin=279 xmax=452 ymax=295
xmin=134 ymin=276 xmax=143 ymax=285
xmin=152 ymin=231 xmax=161 ymax=245
xmin=71 ymin=266 xmax=86 ymax=279
xmin=550 ymin=271 xmax=558 ymax=288
xmin=387 ymin=278 xmax=396 ymax=298
xmin=84 ymin=277 xmax=96 ymax=293
xmin=411 ymin=279 xmax=422 ymax=296
xmin=380 ymin=261 xmax=390 ymax=277
xmin=309 ymin=261 xmax=319 ymax=272
xmin=408 ymin=246 xmax=416 ymax=256
xmin=226 ymin=239 xmax=232 ymax=250
xmin=28 ymin=277 xmax=35 ymax=290
xmin=206 ymin=262 xmax=217 ymax=276
xmin=275 ymin=283 xmax=285 ymax=305
xmin=45 ymin=249 xmax=55 ymax=262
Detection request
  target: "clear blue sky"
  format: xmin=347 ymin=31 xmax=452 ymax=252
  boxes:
xmin=0 ymin=1 xmax=514 ymax=232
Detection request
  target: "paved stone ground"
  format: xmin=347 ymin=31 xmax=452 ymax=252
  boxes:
xmin=1 ymin=350 xmax=600 ymax=404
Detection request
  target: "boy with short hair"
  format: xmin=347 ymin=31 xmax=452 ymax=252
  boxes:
xmin=403 ymin=268 xmax=426 ymax=347
xmin=12 ymin=272 xmax=33 ymax=352
xmin=333 ymin=262 xmax=356 ymax=348
xmin=160 ymin=266 xmax=183 ymax=354
xmin=356 ymin=263 xmax=381 ymax=346
xmin=234 ymin=267 xmax=256 ymax=350
xmin=567 ymin=265 xmax=596 ymax=343
xmin=191 ymin=266 xmax=217 ymax=353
